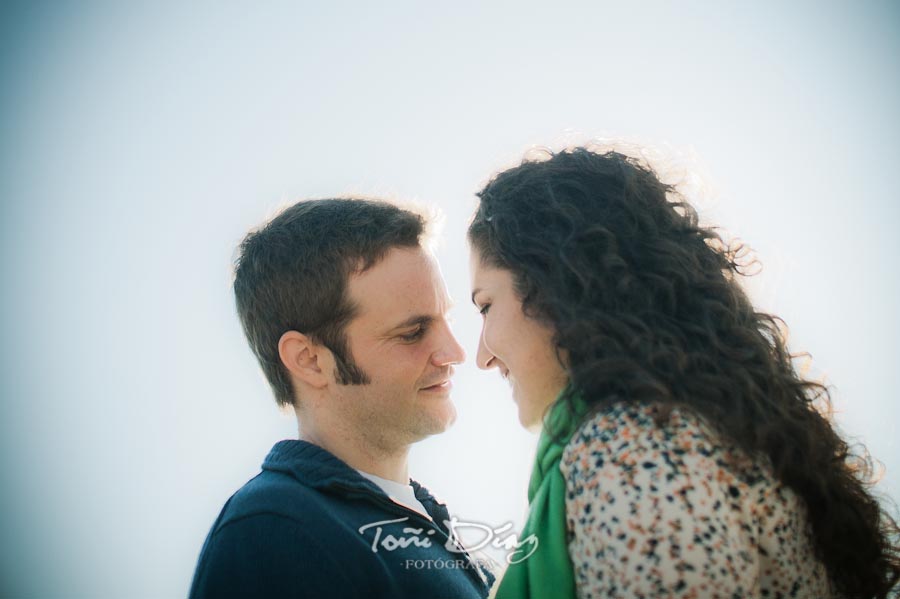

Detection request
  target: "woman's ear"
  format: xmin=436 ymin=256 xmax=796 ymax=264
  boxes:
xmin=278 ymin=331 xmax=330 ymax=389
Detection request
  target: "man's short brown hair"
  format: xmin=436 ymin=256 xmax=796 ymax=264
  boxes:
xmin=233 ymin=198 xmax=427 ymax=407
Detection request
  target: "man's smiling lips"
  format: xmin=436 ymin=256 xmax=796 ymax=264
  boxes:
xmin=420 ymin=368 xmax=454 ymax=393
xmin=420 ymin=380 xmax=452 ymax=393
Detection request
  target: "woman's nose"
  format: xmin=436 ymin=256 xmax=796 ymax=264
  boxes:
xmin=475 ymin=329 xmax=494 ymax=370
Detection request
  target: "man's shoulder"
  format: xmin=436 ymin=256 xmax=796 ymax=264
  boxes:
xmin=191 ymin=470 xmax=394 ymax=599
xmin=213 ymin=468 xmax=332 ymax=532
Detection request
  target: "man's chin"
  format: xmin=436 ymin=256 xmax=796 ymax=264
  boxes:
xmin=413 ymin=400 xmax=457 ymax=439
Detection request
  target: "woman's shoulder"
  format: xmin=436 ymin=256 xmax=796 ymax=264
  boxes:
xmin=558 ymin=400 xmax=833 ymax=596
xmin=562 ymin=401 xmax=681 ymax=466
xmin=560 ymin=399 xmax=765 ymax=483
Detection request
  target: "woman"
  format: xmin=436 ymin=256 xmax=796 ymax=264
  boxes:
xmin=468 ymin=147 xmax=900 ymax=598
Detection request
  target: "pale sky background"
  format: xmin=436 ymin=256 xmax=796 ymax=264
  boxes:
xmin=1 ymin=1 xmax=898 ymax=597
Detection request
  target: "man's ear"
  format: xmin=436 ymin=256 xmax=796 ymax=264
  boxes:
xmin=278 ymin=331 xmax=330 ymax=389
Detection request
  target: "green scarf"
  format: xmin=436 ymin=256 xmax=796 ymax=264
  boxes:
xmin=494 ymin=395 xmax=584 ymax=599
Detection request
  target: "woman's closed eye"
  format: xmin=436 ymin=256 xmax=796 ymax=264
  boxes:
xmin=478 ymin=303 xmax=491 ymax=316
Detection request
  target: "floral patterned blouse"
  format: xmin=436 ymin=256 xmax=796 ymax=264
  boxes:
xmin=559 ymin=401 xmax=835 ymax=598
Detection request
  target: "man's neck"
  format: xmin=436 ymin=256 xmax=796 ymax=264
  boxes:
xmin=298 ymin=418 xmax=411 ymax=484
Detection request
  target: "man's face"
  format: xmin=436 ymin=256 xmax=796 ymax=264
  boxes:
xmin=327 ymin=246 xmax=465 ymax=450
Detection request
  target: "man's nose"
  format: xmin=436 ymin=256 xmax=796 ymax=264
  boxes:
xmin=432 ymin=324 xmax=466 ymax=366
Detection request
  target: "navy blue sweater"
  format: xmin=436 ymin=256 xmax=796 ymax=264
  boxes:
xmin=189 ymin=440 xmax=495 ymax=598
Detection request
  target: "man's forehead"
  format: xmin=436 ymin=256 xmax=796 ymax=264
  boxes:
xmin=346 ymin=246 xmax=452 ymax=326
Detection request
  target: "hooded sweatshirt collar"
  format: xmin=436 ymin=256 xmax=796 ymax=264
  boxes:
xmin=261 ymin=439 xmax=451 ymax=524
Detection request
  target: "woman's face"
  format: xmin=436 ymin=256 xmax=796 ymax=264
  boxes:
xmin=469 ymin=247 xmax=568 ymax=431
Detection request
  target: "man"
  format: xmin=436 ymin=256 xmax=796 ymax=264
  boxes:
xmin=189 ymin=199 xmax=494 ymax=598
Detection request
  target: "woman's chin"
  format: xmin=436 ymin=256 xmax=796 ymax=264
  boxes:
xmin=513 ymin=386 xmax=559 ymax=432
xmin=516 ymin=404 xmax=542 ymax=432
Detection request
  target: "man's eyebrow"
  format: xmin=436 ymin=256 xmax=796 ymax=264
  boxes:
xmin=385 ymin=314 xmax=433 ymax=334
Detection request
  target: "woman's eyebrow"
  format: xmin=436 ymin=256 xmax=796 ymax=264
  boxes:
xmin=470 ymin=288 xmax=482 ymax=305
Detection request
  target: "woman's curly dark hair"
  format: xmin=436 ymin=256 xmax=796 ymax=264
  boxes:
xmin=468 ymin=147 xmax=900 ymax=598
